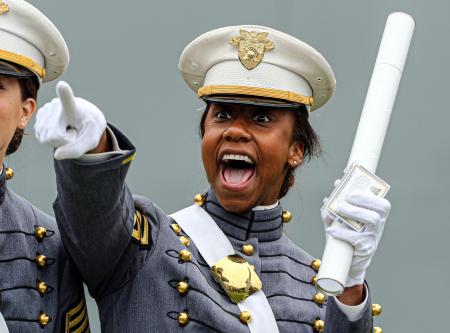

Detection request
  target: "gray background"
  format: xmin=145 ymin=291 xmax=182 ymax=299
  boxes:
xmin=4 ymin=0 xmax=449 ymax=332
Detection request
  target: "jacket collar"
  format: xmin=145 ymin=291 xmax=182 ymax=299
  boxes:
xmin=202 ymin=188 xmax=284 ymax=242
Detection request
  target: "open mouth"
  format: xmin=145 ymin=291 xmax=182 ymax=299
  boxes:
xmin=220 ymin=154 xmax=256 ymax=189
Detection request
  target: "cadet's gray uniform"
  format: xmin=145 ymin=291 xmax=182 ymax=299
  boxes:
xmin=0 ymin=168 xmax=89 ymax=332
xmin=53 ymin=127 xmax=373 ymax=332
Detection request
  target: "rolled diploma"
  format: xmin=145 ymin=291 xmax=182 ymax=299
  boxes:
xmin=316 ymin=12 xmax=415 ymax=295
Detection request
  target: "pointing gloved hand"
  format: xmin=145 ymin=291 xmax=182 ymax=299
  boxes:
xmin=34 ymin=81 xmax=106 ymax=159
xmin=321 ymin=188 xmax=391 ymax=287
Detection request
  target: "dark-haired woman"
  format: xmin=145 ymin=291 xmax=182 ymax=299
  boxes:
xmin=36 ymin=25 xmax=389 ymax=332
xmin=0 ymin=1 xmax=89 ymax=332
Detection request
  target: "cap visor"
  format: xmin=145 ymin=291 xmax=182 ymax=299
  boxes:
xmin=201 ymin=94 xmax=304 ymax=109
xmin=0 ymin=60 xmax=36 ymax=79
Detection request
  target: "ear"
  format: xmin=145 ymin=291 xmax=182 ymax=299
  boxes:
xmin=18 ymin=97 xmax=36 ymax=129
xmin=287 ymin=142 xmax=304 ymax=168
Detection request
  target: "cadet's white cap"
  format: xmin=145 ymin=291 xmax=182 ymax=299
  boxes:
xmin=0 ymin=0 xmax=69 ymax=83
xmin=179 ymin=25 xmax=335 ymax=111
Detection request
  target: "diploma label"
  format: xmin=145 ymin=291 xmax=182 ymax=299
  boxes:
xmin=324 ymin=164 xmax=390 ymax=231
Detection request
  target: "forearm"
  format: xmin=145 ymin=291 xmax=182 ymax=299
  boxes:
xmin=338 ymin=284 xmax=365 ymax=305
xmin=87 ymin=130 xmax=111 ymax=154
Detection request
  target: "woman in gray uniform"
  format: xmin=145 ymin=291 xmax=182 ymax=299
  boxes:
xmin=0 ymin=0 xmax=89 ymax=332
xmin=35 ymin=26 xmax=388 ymax=332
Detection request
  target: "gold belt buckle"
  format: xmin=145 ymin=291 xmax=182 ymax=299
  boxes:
xmin=211 ymin=254 xmax=262 ymax=304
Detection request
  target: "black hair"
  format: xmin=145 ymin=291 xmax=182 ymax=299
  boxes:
xmin=5 ymin=75 xmax=39 ymax=156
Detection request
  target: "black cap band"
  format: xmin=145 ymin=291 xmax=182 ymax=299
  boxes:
xmin=0 ymin=60 xmax=36 ymax=79
xmin=201 ymin=94 xmax=305 ymax=109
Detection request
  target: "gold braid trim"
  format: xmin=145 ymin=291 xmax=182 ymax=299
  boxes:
xmin=132 ymin=209 xmax=150 ymax=247
xmin=0 ymin=49 xmax=45 ymax=78
xmin=197 ymin=85 xmax=313 ymax=106
xmin=122 ymin=152 xmax=136 ymax=165
xmin=65 ymin=297 xmax=90 ymax=333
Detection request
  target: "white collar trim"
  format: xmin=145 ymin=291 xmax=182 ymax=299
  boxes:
xmin=252 ymin=201 xmax=279 ymax=211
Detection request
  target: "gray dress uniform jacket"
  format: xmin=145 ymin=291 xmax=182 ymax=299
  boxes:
xmin=0 ymin=168 xmax=89 ymax=332
xmin=53 ymin=126 xmax=374 ymax=333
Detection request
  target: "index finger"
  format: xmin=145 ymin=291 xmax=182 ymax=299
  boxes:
xmin=56 ymin=81 xmax=77 ymax=123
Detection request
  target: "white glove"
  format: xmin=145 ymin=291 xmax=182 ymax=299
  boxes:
xmin=321 ymin=189 xmax=391 ymax=287
xmin=34 ymin=81 xmax=106 ymax=159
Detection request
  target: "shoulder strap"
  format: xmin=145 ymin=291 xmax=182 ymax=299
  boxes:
xmin=0 ymin=313 xmax=9 ymax=333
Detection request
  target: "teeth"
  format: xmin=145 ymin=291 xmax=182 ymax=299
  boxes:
xmin=222 ymin=154 xmax=254 ymax=165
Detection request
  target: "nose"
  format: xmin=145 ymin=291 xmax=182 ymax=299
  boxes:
xmin=223 ymin=117 xmax=251 ymax=142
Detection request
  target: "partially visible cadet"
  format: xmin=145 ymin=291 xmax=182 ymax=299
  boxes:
xmin=35 ymin=25 xmax=388 ymax=332
xmin=0 ymin=1 xmax=89 ymax=332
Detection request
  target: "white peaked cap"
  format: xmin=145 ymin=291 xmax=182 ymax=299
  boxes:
xmin=179 ymin=25 xmax=336 ymax=111
xmin=0 ymin=0 xmax=69 ymax=82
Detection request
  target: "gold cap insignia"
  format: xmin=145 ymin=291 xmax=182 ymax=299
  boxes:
xmin=230 ymin=29 xmax=275 ymax=70
xmin=0 ymin=1 xmax=9 ymax=14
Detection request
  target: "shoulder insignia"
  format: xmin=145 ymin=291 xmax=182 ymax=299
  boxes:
xmin=64 ymin=297 xmax=90 ymax=333
xmin=132 ymin=208 xmax=150 ymax=248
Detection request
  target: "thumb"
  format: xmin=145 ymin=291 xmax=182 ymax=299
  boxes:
xmin=56 ymin=81 xmax=77 ymax=124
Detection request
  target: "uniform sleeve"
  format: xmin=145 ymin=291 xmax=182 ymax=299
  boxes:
xmin=52 ymin=124 xmax=143 ymax=299
xmin=76 ymin=126 xmax=130 ymax=163
xmin=332 ymin=283 xmax=369 ymax=320
xmin=324 ymin=283 xmax=373 ymax=332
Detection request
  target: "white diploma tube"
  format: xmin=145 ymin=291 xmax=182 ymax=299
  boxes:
xmin=316 ymin=12 xmax=415 ymax=295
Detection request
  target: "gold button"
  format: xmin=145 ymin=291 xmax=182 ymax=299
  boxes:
xmin=177 ymin=311 xmax=189 ymax=326
xmin=179 ymin=236 xmax=190 ymax=246
xmin=313 ymin=292 xmax=326 ymax=305
xmin=374 ymin=327 xmax=383 ymax=333
xmin=177 ymin=281 xmax=189 ymax=296
xmin=313 ymin=319 xmax=325 ymax=332
xmin=372 ymin=304 xmax=382 ymax=316
xmin=239 ymin=311 xmax=252 ymax=324
xmin=282 ymin=210 xmax=292 ymax=223
xmin=36 ymin=281 xmax=48 ymax=296
xmin=171 ymin=224 xmax=181 ymax=235
xmin=241 ymin=244 xmax=254 ymax=256
xmin=35 ymin=254 xmax=47 ymax=268
xmin=310 ymin=259 xmax=321 ymax=271
xmin=5 ymin=167 xmax=14 ymax=180
xmin=194 ymin=193 xmax=205 ymax=206
xmin=311 ymin=275 xmax=318 ymax=286
xmin=34 ymin=227 xmax=47 ymax=241
xmin=179 ymin=250 xmax=192 ymax=262
xmin=38 ymin=312 xmax=51 ymax=327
